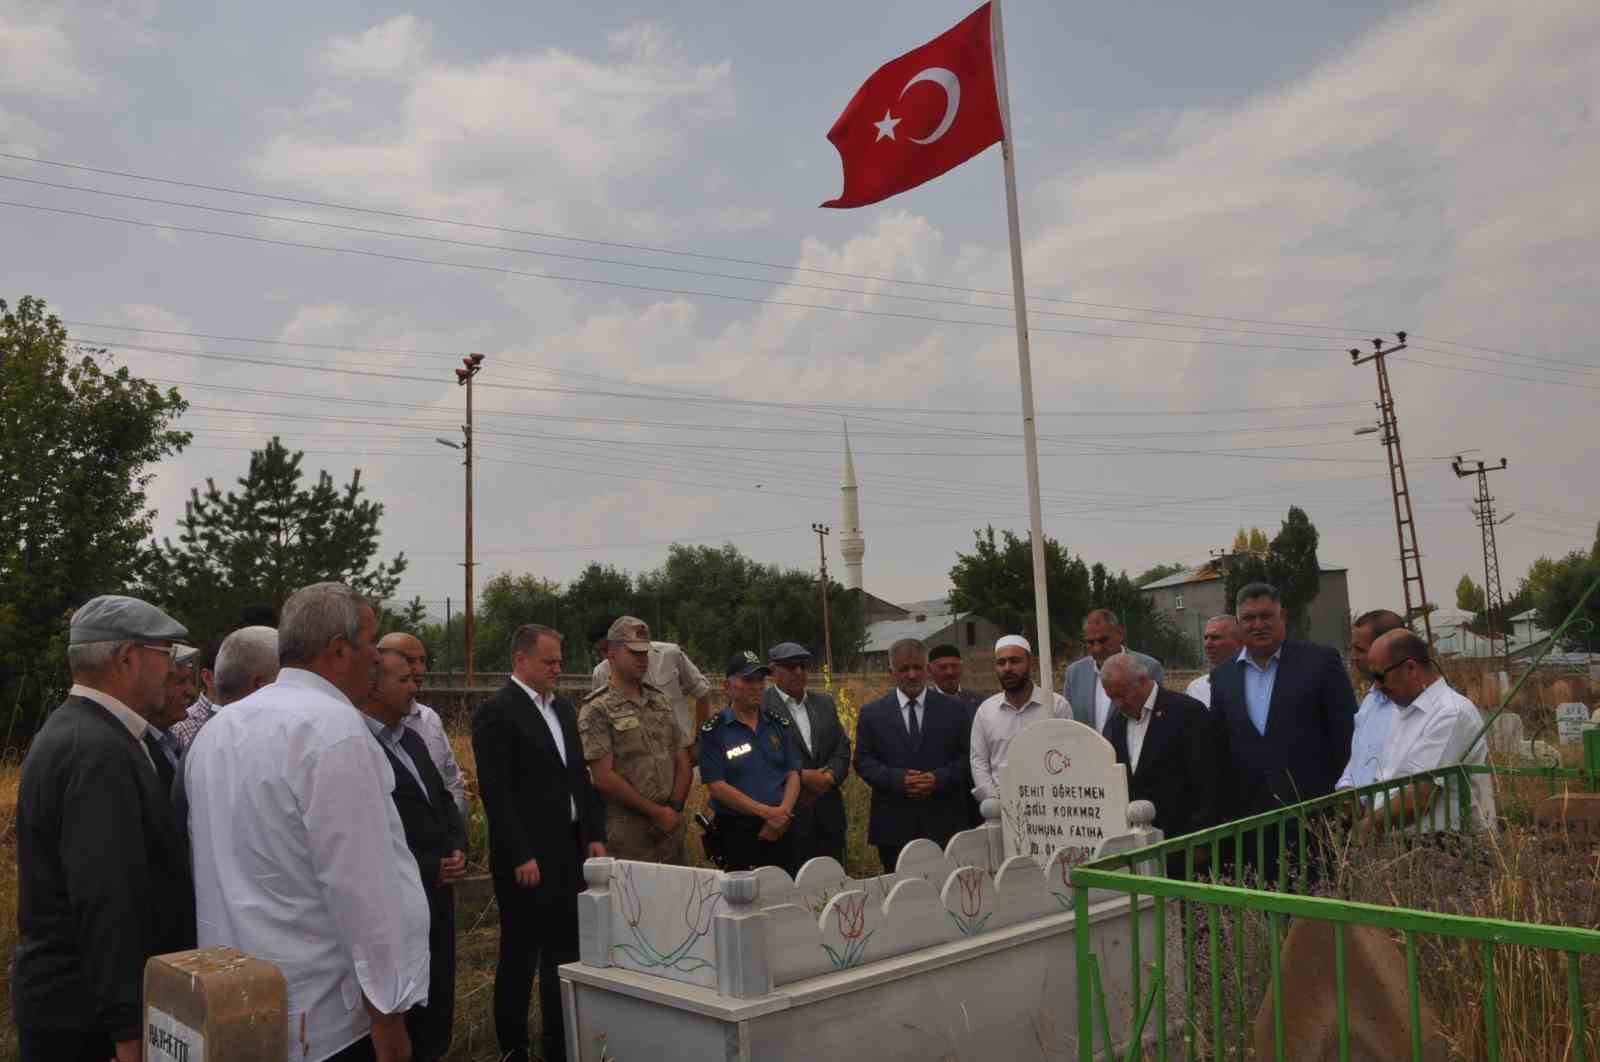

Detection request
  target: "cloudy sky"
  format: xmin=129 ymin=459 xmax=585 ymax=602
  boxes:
xmin=3 ymin=0 xmax=1595 ymax=633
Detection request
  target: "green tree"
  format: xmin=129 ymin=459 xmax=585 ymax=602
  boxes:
xmin=1134 ymin=562 xmax=1188 ymax=587
xmin=0 ymin=297 xmax=189 ymax=741
xmin=144 ymin=437 xmax=407 ymax=637
xmin=948 ymin=527 xmax=1091 ymax=655
xmin=1533 ymin=551 xmax=1600 ymax=650
xmin=1456 ymin=574 xmax=1486 ymax=612
xmin=1223 ymin=507 xmax=1322 ymax=639
xmin=473 ymin=572 xmax=563 ymax=671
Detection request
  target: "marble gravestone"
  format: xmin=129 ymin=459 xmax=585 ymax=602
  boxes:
xmin=998 ymin=718 xmax=1129 ymax=866
xmin=1557 ymin=703 xmax=1589 ymax=746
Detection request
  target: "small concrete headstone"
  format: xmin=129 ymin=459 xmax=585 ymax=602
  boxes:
xmin=1252 ymin=920 xmax=1447 ymax=1061
xmin=143 ymin=947 xmax=286 ymax=1062
xmin=1518 ymin=738 xmax=1561 ymax=766
xmin=1557 ymin=703 xmax=1589 ymax=746
xmin=1485 ymin=712 xmax=1523 ymax=758
xmin=1534 ymin=792 xmax=1600 ymax=843
xmin=998 ymin=718 xmax=1129 ymax=865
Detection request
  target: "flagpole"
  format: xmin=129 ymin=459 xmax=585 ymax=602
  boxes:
xmin=989 ymin=0 xmax=1055 ymax=699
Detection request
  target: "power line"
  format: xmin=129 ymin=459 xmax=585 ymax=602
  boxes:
xmin=0 ymin=151 xmax=1387 ymax=334
xmin=1389 ymin=354 xmax=1600 ymax=393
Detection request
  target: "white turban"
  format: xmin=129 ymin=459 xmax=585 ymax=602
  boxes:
xmin=995 ymin=635 xmax=1032 ymax=655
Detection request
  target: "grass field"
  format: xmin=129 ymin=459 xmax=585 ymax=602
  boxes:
xmin=0 ymin=665 xmax=1592 ymax=1060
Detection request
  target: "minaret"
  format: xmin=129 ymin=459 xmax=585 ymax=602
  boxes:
xmin=840 ymin=422 xmax=865 ymax=591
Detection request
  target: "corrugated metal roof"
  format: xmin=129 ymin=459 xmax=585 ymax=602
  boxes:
xmin=1139 ymin=563 xmax=1348 ymax=591
xmin=863 ymin=610 xmax=965 ymax=653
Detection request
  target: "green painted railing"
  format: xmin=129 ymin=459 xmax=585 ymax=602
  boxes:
xmin=1072 ymin=575 xmax=1600 ymax=1061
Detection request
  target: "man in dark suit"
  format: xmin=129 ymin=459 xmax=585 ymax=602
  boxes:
xmin=13 ymin=595 xmax=196 ymax=1062
xmin=360 ymin=650 xmax=468 ymax=1062
xmin=761 ymin=642 xmax=851 ymax=867
xmin=1207 ymin=581 xmax=1357 ymax=879
xmin=853 ymin=638 xmax=972 ymax=873
xmin=473 ymin=624 xmax=607 ymax=1062
xmin=1099 ymin=654 xmax=1222 ymax=878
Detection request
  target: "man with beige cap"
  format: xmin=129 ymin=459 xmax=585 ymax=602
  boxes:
xmin=580 ymin=616 xmax=694 ymax=863
xmin=13 ymin=594 xmax=195 ymax=1062
xmin=590 ymin=615 xmax=713 ymax=738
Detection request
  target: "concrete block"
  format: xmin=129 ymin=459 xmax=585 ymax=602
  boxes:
xmin=143 ymin=947 xmax=286 ymax=1062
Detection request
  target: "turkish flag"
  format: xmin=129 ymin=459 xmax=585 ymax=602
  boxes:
xmin=820 ymin=3 xmax=1005 ymax=209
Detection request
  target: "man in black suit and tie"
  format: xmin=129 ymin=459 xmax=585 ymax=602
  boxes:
xmin=1207 ymin=582 xmax=1357 ymax=879
xmin=853 ymin=638 xmax=972 ymax=873
xmin=1099 ymin=654 xmax=1222 ymax=878
xmin=360 ymin=649 xmax=468 ymax=1062
xmin=13 ymin=595 xmax=196 ymax=1062
xmin=473 ymin=624 xmax=607 ymax=1062
xmin=761 ymin=642 xmax=852 ymax=867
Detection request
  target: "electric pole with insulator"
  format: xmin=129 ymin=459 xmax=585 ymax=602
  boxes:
xmin=812 ymin=523 xmax=833 ymax=676
xmin=1350 ymin=332 xmax=1433 ymax=644
xmin=1452 ymin=454 xmax=1511 ymax=668
xmin=437 ymin=352 xmax=484 ymax=686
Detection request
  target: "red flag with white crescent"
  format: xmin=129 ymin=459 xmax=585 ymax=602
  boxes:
xmin=820 ymin=3 xmax=1005 ymax=209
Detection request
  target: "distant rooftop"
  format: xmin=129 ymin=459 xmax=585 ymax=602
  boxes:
xmin=1139 ymin=563 xmax=1348 ymax=592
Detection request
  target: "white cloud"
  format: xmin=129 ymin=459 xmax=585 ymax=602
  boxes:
xmin=320 ymin=14 xmax=433 ymax=80
xmin=0 ymin=10 xmax=99 ymax=101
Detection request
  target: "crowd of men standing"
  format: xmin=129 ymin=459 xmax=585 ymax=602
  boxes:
xmin=12 ymin=577 xmax=1493 ymax=1062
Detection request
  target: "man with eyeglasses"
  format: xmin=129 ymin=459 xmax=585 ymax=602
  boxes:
xmin=1356 ymin=629 xmax=1495 ymax=837
xmin=380 ymin=631 xmax=470 ymax=819
xmin=1336 ymin=610 xmax=1407 ymax=795
xmin=13 ymin=595 xmax=196 ymax=1062
xmin=761 ymin=642 xmax=851 ymax=866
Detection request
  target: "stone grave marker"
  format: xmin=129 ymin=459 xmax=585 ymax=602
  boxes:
xmin=143 ymin=946 xmax=286 ymax=1062
xmin=1557 ymin=702 xmax=1589 ymax=746
xmin=997 ymin=718 xmax=1129 ymax=866
xmin=1485 ymin=712 xmax=1523 ymax=758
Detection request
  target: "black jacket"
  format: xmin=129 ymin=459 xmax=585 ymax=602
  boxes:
xmin=853 ymin=688 xmax=971 ymax=850
xmin=1105 ymin=686 xmax=1223 ymax=861
xmin=472 ymin=681 xmax=604 ymax=897
xmin=378 ymin=726 xmax=468 ymax=890
xmin=1208 ymin=640 xmax=1357 ymax=819
xmin=13 ymin=695 xmax=196 ymax=1040
xmin=761 ymin=687 xmax=851 ymax=841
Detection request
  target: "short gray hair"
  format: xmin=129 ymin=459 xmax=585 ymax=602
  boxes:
xmin=1100 ymin=653 xmax=1149 ymax=683
xmin=1085 ymin=608 xmax=1122 ymax=628
xmin=215 ymin=626 xmax=280 ymax=703
xmin=1235 ymin=581 xmax=1282 ymax=611
xmin=278 ymin=583 xmax=367 ymax=665
xmin=888 ymin=638 xmax=927 ymax=663
xmin=67 ymin=640 xmax=124 ymax=676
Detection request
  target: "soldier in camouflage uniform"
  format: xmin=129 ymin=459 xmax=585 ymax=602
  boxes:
xmin=579 ymin=617 xmax=693 ymax=863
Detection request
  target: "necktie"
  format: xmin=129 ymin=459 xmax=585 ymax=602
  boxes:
xmin=907 ymin=699 xmax=921 ymax=747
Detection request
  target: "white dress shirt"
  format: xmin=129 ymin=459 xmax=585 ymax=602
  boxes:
xmin=777 ymin=687 xmax=814 ymax=754
xmin=512 ymin=675 xmax=576 ymax=821
xmin=403 ymin=700 xmax=470 ymax=819
xmin=1336 ymin=688 xmax=1398 ymax=792
xmin=1092 ymin=662 xmax=1115 ymax=733
xmin=969 ymin=686 xmax=1073 ymax=801
xmin=1123 ymin=682 xmax=1159 ymax=773
xmin=1185 ymin=674 xmax=1212 ymax=709
xmin=1373 ymin=677 xmax=1495 ymax=831
xmin=185 ymin=668 xmax=431 ymax=1062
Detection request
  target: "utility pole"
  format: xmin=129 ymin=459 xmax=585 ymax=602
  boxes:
xmin=438 ymin=352 xmax=484 ymax=686
xmin=1350 ymin=332 xmax=1433 ymax=644
xmin=812 ymin=523 xmax=834 ymax=675
xmin=1452 ymin=454 xmax=1510 ymax=668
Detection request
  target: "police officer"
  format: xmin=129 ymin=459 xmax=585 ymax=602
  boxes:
xmin=579 ymin=620 xmax=693 ymax=864
xmin=699 ymin=651 xmax=802 ymax=875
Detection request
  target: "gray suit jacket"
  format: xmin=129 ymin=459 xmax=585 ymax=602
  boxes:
xmin=761 ymin=686 xmax=851 ymax=841
xmin=1063 ymin=649 xmax=1165 ymax=732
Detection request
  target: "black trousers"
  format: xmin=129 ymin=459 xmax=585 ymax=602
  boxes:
xmin=793 ymin=804 xmax=846 ymax=868
xmin=876 ymin=842 xmax=904 ymax=875
xmin=720 ymin=814 xmax=800 ymax=876
xmin=326 ymin=1036 xmax=377 ymax=1062
xmin=17 ymin=1025 xmax=114 ymax=1062
xmin=494 ymin=879 xmax=578 ymax=1062
xmin=406 ymin=883 xmax=456 ymax=1062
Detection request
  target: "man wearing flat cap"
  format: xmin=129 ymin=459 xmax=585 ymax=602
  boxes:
xmin=590 ymin=615 xmax=713 ymax=743
xmin=13 ymin=594 xmax=197 ymax=1062
xmin=701 ymin=652 xmax=803 ymax=874
xmin=580 ymin=617 xmax=694 ymax=863
xmin=761 ymin=642 xmax=851 ymax=867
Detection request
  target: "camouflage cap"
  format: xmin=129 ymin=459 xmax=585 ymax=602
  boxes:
xmin=606 ymin=615 xmax=652 ymax=651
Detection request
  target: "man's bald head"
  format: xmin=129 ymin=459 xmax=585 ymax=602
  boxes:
xmin=378 ymin=631 xmax=429 ymax=684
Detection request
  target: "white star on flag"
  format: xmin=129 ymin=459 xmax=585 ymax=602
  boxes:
xmin=873 ymin=110 xmax=901 ymax=141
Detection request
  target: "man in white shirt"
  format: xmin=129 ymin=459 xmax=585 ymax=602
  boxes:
xmin=1336 ymin=609 xmax=1407 ymax=794
xmin=186 ymin=583 xmax=431 ymax=1062
xmin=380 ymin=632 xmax=471 ymax=819
xmin=1185 ymin=615 xmax=1241 ymax=708
xmin=969 ymin=635 xmax=1071 ymax=803
xmin=1357 ymin=629 xmax=1495 ymax=836
xmin=1064 ymin=609 xmax=1164 ymax=734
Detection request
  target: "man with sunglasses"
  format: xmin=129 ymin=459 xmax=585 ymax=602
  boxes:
xmin=761 ymin=642 xmax=851 ymax=866
xmin=14 ymin=595 xmax=196 ymax=1062
xmin=1357 ymin=629 xmax=1495 ymax=837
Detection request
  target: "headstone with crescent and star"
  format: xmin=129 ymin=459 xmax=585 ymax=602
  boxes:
xmin=997 ymin=718 xmax=1129 ymax=866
